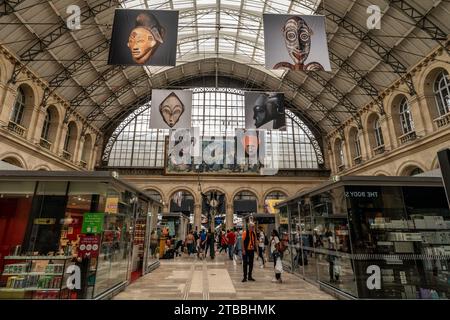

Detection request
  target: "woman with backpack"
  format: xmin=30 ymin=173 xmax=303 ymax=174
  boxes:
xmin=270 ymin=229 xmax=284 ymax=283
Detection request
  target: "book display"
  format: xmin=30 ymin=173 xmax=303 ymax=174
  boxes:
xmin=0 ymin=256 xmax=74 ymax=299
xmin=276 ymin=176 xmax=450 ymax=299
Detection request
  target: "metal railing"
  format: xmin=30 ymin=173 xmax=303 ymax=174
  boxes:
xmin=62 ymin=150 xmax=72 ymax=161
xmin=7 ymin=121 xmax=26 ymax=137
xmin=353 ymin=156 xmax=362 ymax=165
xmin=399 ymin=131 xmax=417 ymax=145
xmin=373 ymin=145 xmax=385 ymax=155
xmin=39 ymin=138 xmax=52 ymax=150
xmin=434 ymin=113 xmax=450 ymax=128
xmin=79 ymin=160 xmax=87 ymax=168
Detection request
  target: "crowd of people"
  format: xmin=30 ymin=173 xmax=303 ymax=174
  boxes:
xmin=179 ymin=222 xmax=286 ymax=284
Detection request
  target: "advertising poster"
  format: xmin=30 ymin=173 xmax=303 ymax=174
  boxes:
xmin=263 ymin=14 xmax=331 ymax=71
xmin=149 ymin=89 xmax=192 ymax=129
xmin=108 ymin=9 xmax=179 ymax=66
xmin=78 ymin=235 xmax=100 ymax=259
xmin=244 ymin=92 xmax=286 ymax=130
xmin=81 ymin=213 xmax=105 ymax=234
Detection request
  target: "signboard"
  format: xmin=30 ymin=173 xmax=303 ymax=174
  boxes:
xmin=82 ymin=213 xmax=104 ymax=234
xmin=265 ymin=199 xmax=284 ymax=214
xmin=34 ymin=218 xmax=56 ymax=225
xmin=78 ymin=235 xmax=100 ymax=259
xmin=105 ymin=197 xmax=119 ymax=214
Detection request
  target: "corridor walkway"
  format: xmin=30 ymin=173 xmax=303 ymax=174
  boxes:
xmin=114 ymin=253 xmax=335 ymax=300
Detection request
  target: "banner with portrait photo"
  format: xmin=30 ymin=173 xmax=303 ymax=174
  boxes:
xmin=244 ymin=92 xmax=286 ymax=130
xmin=149 ymin=89 xmax=192 ymax=129
xmin=263 ymin=14 xmax=331 ymax=71
xmin=108 ymin=9 xmax=179 ymax=66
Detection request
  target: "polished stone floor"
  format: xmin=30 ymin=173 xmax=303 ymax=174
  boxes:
xmin=114 ymin=252 xmax=335 ymax=300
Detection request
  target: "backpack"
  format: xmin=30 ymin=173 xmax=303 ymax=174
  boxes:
xmin=264 ymin=235 xmax=269 ymax=246
xmin=276 ymin=237 xmax=287 ymax=253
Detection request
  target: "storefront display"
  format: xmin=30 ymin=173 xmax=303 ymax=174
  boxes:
xmin=0 ymin=171 xmax=161 ymax=300
xmin=276 ymin=176 xmax=450 ymax=299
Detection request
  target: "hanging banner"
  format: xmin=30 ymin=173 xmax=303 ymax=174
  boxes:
xmin=263 ymin=14 xmax=331 ymax=71
xmin=244 ymin=92 xmax=286 ymax=130
xmin=149 ymin=89 xmax=192 ymax=129
xmin=108 ymin=9 xmax=179 ymax=66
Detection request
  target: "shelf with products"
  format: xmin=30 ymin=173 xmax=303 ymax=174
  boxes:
xmin=0 ymin=256 xmax=74 ymax=299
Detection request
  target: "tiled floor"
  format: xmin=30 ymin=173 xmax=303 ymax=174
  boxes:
xmin=114 ymin=253 xmax=335 ymax=300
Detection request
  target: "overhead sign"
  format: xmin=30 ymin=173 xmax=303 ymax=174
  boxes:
xmin=105 ymin=197 xmax=119 ymax=214
xmin=81 ymin=213 xmax=104 ymax=234
xmin=34 ymin=218 xmax=56 ymax=225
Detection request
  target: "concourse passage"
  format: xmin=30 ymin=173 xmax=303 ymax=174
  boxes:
xmin=114 ymin=254 xmax=335 ymax=300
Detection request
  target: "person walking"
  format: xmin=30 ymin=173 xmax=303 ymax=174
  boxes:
xmin=207 ymin=228 xmax=215 ymax=259
xmin=185 ymin=231 xmax=195 ymax=256
xmin=257 ymin=226 xmax=266 ymax=268
xmin=226 ymin=229 xmax=236 ymax=260
xmin=270 ymin=229 xmax=283 ymax=283
xmin=234 ymin=230 xmax=243 ymax=264
xmin=219 ymin=230 xmax=228 ymax=254
xmin=241 ymin=222 xmax=257 ymax=282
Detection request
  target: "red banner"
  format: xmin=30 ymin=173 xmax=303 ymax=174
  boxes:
xmin=78 ymin=235 xmax=100 ymax=258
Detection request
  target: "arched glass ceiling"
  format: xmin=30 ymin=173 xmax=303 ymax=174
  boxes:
xmin=103 ymin=87 xmax=323 ymax=169
xmin=122 ymin=0 xmax=320 ymax=76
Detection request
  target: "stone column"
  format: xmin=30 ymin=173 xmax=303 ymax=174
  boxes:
xmin=379 ymin=114 xmax=393 ymax=151
xmin=58 ymin=125 xmax=68 ymax=156
xmin=226 ymin=202 xmax=234 ymax=230
xmin=26 ymin=105 xmax=41 ymax=141
xmin=0 ymin=86 xmax=16 ymax=126
xmin=194 ymin=203 xmax=202 ymax=231
xmin=76 ymin=135 xmax=85 ymax=165
xmin=361 ymin=129 xmax=371 ymax=160
xmin=385 ymin=113 xmax=399 ymax=149
xmin=410 ymin=95 xmax=431 ymax=137
xmin=31 ymin=107 xmax=46 ymax=144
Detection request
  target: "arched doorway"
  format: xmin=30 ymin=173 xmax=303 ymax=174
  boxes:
xmin=169 ymin=190 xmax=195 ymax=228
xmin=201 ymin=190 xmax=226 ymax=230
xmin=264 ymin=191 xmax=287 ymax=213
xmin=233 ymin=191 xmax=258 ymax=228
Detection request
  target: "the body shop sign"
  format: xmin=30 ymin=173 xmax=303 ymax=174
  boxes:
xmin=81 ymin=213 xmax=104 ymax=234
xmin=78 ymin=235 xmax=100 ymax=258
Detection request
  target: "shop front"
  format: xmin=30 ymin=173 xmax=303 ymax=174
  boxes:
xmin=276 ymin=176 xmax=450 ymax=299
xmin=0 ymin=171 xmax=161 ymax=299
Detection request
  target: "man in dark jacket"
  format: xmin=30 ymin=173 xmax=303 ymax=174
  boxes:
xmin=241 ymin=223 xmax=258 ymax=282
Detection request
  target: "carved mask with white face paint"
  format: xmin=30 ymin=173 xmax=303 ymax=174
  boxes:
xmin=283 ymin=16 xmax=312 ymax=65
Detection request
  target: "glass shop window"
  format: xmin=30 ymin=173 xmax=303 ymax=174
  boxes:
xmin=0 ymin=181 xmax=36 ymax=270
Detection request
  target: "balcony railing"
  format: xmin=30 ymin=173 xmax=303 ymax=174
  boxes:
xmin=39 ymin=138 xmax=52 ymax=150
xmin=79 ymin=160 xmax=87 ymax=168
xmin=373 ymin=145 xmax=385 ymax=155
xmin=7 ymin=121 xmax=26 ymax=137
xmin=434 ymin=113 xmax=450 ymax=128
xmin=399 ymin=131 xmax=417 ymax=145
xmin=353 ymin=156 xmax=362 ymax=165
xmin=338 ymin=164 xmax=345 ymax=172
xmin=62 ymin=150 xmax=72 ymax=161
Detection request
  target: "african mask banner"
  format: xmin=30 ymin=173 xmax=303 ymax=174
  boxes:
xmin=149 ymin=89 xmax=192 ymax=129
xmin=244 ymin=92 xmax=286 ymax=130
xmin=108 ymin=9 xmax=179 ymax=66
xmin=263 ymin=14 xmax=331 ymax=72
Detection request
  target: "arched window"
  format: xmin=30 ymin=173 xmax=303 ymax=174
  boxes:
xmin=41 ymin=110 xmax=51 ymax=141
xmin=374 ymin=119 xmax=384 ymax=147
xmin=10 ymin=88 xmax=26 ymax=125
xmin=399 ymin=98 xmax=414 ymax=134
xmin=434 ymin=70 xmax=450 ymax=117
xmin=64 ymin=126 xmax=72 ymax=152
xmin=354 ymin=131 xmax=362 ymax=158
xmin=103 ymin=88 xmax=323 ymax=169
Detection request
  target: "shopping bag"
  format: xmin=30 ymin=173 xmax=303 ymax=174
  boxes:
xmin=275 ymin=257 xmax=283 ymax=274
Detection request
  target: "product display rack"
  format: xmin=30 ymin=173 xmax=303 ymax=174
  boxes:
xmin=0 ymin=256 xmax=74 ymax=299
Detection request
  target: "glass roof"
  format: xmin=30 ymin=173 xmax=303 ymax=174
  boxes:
xmin=121 ymin=0 xmax=320 ymax=76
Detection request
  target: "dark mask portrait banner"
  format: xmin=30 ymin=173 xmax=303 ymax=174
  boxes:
xmin=108 ymin=9 xmax=179 ymax=66
xmin=244 ymin=92 xmax=286 ymax=130
xmin=263 ymin=14 xmax=331 ymax=72
xmin=149 ymin=89 xmax=192 ymax=129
